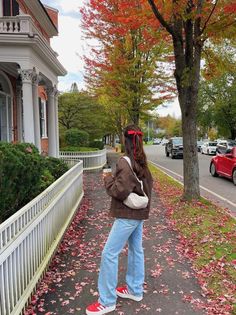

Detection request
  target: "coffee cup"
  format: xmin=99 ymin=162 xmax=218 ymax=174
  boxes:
xmin=103 ymin=166 xmax=112 ymax=174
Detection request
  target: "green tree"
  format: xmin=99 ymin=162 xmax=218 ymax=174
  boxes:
xmin=157 ymin=115 xmax=182 ymax=137
xmin=198 ymin=73 xmax=236 ymax=139
xmin=58 ymin=91 xmax=108 ymax=142
xmin=148 ymin=0 xmax=236 ymax=199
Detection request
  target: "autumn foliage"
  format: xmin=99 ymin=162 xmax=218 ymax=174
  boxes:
xmin=82 ymin=0 xmax=236 ymax=198
xmin=81 ymin=0 xmax=176 ymax=129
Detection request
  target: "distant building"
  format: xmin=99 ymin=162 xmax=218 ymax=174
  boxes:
xmin=70 ymin=82 xmax=79 ymax=93
xmin=0 ymin=0 xmax=67 ymax=156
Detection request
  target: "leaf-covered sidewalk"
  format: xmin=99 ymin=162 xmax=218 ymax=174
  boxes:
xmin=26 ymin=152 xmax=207 ymax=315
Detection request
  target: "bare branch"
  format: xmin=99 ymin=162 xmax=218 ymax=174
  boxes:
xmin=147 ymin=0 xmax=175 ymax=37
xmin=200 ymin=0 xmax=219 ymax=35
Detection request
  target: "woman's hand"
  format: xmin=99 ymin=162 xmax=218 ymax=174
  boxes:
xmin=103 ymin=172 xmax=112 ymax=180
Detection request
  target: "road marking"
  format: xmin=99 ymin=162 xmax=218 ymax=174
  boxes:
xmin=149 ymin=160 xmax=236 ymax=209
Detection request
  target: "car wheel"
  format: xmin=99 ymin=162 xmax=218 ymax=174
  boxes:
xmin=210 ymin=162 xmax=218 ymax=177
xmin=233 ymin=169 xmax=236 ymax=185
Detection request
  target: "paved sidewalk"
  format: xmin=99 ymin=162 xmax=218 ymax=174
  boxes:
xmin=29 ymin=152 xmax=206 ymax=315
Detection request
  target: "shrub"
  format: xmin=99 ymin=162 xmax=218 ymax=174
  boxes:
xmin=0 ymin=142 xmax=68 ymax=223
xmin=43 ymin=157 xmax=68 ymax=179
xmin=61 ymin=146 xmax=99 ymax=152
xmin=39 ymin=169 xmax=55 ymax=191
xmin=65 ymin=129 xmax=89 ymax=147
xmin=89 ymin=140 xmax=104 ymax=150
xmin=0 ymin=142 xmax=44 ymax=222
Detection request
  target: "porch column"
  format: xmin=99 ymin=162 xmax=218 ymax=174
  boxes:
xmin=54 ymin=87 xmax=60 ymax=158
xmin=47 ymin=86 xmax=57 ymax=157
xmin=16 ymin=82 xmax=23 ymax=142
xmin=32 ymin=73 xmax=41 ymax=152
xmin=20 ymin=69 xmax=35 ymax=144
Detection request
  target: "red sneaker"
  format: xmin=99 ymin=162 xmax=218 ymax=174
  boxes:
xmin=116 ymin=285 xmax=143 ymax=301
xmin=86 ymin=301 xmax=116 ymax=315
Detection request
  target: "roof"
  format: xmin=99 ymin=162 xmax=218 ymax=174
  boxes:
xmin=38 ymin=0 xmax=58 ymax=32
xmin=23 ymin=0 xmax=58 ymax=37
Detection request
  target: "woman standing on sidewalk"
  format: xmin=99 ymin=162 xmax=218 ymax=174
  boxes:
xmin=86 ymin=125 xmax=153 ymax=315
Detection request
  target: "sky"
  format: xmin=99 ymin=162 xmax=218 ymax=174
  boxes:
xmin=41 ymin=0 xmax=181 ymax=118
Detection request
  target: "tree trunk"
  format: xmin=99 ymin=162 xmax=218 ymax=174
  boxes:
xmin=147 ymin=0 xmax=203 ymax=200
xmin=172 ymin=16 xmax=202 ymax=200
xmin=181 ymin=93 xmax=200 ymax=199
xmin=231 ymin=129 xmax=236 ymax=140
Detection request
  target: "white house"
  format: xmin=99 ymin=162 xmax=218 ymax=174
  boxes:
xmin=0 ymin=0 xmax=66 ymax=157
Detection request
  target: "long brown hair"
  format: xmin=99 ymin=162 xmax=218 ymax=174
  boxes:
xmin=123 ymin=125 xmax=148 ymax=178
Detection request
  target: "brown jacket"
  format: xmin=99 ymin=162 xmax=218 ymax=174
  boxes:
xmin=104 ymin=157 xmax=153 ymax=220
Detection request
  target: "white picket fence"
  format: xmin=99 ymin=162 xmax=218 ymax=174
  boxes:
xmin=0 ymin=161 xmax=84 ymax=315
xmin=60 ymin=149 xmax=107 ymax=170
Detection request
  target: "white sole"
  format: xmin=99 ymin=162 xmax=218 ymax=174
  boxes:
xmin=86 ymin=305 xmax=116 ymax=315
xmin=116 ymin=290 xmax=143 ymax=302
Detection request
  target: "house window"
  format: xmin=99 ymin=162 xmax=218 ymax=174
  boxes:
xmin=0 ymin=73 xmax=13 ymax=142
xmin=3 ymin=0 xmax=19 ymax=16
xmin=39 ymin=98 xmax=47 ymax=138
xmin=0 ymin=93 xmax=13 ymax=142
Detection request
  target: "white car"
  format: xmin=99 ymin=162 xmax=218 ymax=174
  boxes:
xmin=153 ymin=138 xmax=161 ymax=145
xmin=161 ymin=138 xmax=169 ymax=146
xmin=201 ymin=141 xmax=217 ymax=155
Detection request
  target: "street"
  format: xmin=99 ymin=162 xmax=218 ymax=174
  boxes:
xmin=145 ymin=145 xmax=236 ymax=217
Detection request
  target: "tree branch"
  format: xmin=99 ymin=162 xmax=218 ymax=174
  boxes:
xmin=200 ymin=0 xmax=219 ymax=35
xmin=147 ymin=0 xmax=175 ymax=37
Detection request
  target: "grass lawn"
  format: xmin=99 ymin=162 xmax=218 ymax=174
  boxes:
xmin=149 ymin=163 xmax=236 ymax=314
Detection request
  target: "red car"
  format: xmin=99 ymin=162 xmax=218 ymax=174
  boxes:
xmin=210 ymin=147 xmax=236 ymax=185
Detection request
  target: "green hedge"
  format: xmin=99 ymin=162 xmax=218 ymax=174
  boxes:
xmin=61 ymin=146 xmax=99 ymax=152
xmin=89 ymin=140 xmax=104 ymax=150
xmin=65 ymin=129 xmax=89 ymax=147
xmin=0 ymin=142 xmax=68 ymax=223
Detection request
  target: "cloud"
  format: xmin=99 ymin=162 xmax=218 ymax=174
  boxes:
xmin=156 ymin=98 xmax=181 ymax=118
xmin=57 ymin=72 xmax=85 ymax=92
xmin=42 ymin=0 xmax=86 ymax=91
xmin=51 ymin=15 xmax=84 ymax=73
xmin=42 ymin=0 xmax=82 ymax=18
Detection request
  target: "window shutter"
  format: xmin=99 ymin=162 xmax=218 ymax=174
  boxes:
xmin=3 ymin=0 xmax=11 ymax=16
xmin=12 ymin=0 xmax=19 ymax=16
xmin=39 ymin=98 xmax=42 ymax=138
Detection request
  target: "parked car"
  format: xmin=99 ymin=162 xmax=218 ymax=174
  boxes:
xmin=161 ymin=138 xmax=169 ymax=146
xmin=197 ymin=140 xmax=204 ymax=152
xmin=165 ymin=137 xmax=183 ymax=159
xmin=201 ymin=141 xmax=217 ymax=155
xmin=210 ymin=147 xmax=236 ymax=185
xmin=217 ymin=140 xmax=236 ymax=154
xmin=153 ymin=138 xmax=161 ymax=145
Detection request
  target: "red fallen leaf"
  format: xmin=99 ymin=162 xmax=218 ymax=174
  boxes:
xmin=61 ymin=299 xmax=70 ymax=306
xmin=37 ymin=308 xmax=45 ymax=313
xmin=182 ymin=294 xmax=193 ymax=302
xmin=150 ymin=263 xmax=163 ymax=278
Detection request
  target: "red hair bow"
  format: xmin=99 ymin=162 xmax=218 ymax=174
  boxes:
xmin=127 ymin=130 xmax=143 ymax=159
xmin=127 ymin=130 xmax=143 ymax=136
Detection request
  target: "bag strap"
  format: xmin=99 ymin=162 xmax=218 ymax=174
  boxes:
xmin=122 ymin=156 xmax=145 ymax=192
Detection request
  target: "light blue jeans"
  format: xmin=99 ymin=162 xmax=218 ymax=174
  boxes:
xmin=98 ymin=218 xmax=144 ymax=307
